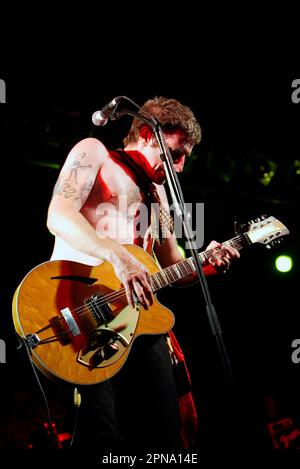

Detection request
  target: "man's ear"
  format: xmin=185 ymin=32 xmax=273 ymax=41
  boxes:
xmin=139 ymin=125 xmax=153 ymax=142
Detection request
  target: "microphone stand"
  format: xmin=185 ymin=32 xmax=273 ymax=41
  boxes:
xmin=114 ymin=104 xmax=234 ymax=382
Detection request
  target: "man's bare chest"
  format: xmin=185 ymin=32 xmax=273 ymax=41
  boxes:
xmin=101 ymin=159 xmax=144 ymax=205
xmin=83 ymin=159 xmax=146 ymax=218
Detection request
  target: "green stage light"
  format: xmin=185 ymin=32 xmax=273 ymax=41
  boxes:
xmin=30 ymin=160 xmax=60 ymax=169
xmin=275 ymin=255 xmax=293 ymax=273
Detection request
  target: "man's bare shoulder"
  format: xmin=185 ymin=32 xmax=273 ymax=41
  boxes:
xmin=69 ymin=137 xmax=109 ymax=164
xmin=49 ymin=137 xmax=111 ymax=210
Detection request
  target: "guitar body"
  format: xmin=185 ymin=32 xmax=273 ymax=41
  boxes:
xmin=12 ymin=245 xmax=174 ymax=385
xmin=12 ymin=216 xmax=290 ymax=386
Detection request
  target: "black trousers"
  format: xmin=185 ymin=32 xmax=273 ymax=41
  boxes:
xmin=73 ymin=334 xmax=183 ymax=452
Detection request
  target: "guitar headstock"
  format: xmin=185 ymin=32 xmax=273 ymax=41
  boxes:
xmin=243 ymin=216 xmax=290 ymax=247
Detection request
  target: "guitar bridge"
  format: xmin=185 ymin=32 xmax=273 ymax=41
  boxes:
xmin=60 ymin=307 xmax=81 ymax=336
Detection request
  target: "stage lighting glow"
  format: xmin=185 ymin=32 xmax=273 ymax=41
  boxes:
xmin=275 ymin=255 xmax=293 ymax=273
xmin=178 ymin=245 xmax=186 ymax=258
xmin=286 ymin=159 xmax=300 ymax=188
xmin=245 ymin=152 xmax=277 ymax=186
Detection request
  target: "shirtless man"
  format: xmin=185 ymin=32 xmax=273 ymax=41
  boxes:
xmin=46 ymin=96 xmax=240 ymax=450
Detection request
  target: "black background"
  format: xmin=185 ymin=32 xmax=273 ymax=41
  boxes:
xmin=0 ymin=1 xmax=300 ymax=464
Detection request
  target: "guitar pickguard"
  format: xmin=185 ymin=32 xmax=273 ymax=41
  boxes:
xmin=77 ymin=304 xmax=140 ymax=368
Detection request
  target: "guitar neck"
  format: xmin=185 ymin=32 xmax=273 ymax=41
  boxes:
xmin=151 ymin=232 xmax=251 ymax=292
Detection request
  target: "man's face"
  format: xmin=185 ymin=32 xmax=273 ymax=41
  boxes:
xmin=136 ymin=129 xmax=193 ymax=184
xmin=164 ymin=130 xmax=193 ymax=173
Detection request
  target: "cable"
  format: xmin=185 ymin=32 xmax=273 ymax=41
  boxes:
xmin=18 ymin=337 xmax=59 ymax=448
xmin=69 ymin=387 xmax=81 ymax=447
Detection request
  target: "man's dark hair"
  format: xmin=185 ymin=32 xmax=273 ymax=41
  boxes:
xmin=123 ymin=96 xmax=202 ymax=146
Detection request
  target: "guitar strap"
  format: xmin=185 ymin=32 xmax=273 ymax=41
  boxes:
xmin=167 ymin=331 xmax=199 ymax=449
xmin=111 ymin=149 xmax=174 ymax=245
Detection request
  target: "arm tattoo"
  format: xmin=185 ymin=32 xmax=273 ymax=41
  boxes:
xmin=53 ymin=175 xmax=94 ymax=202
xmin=65 ymin=152 xmax=92 ymax=184
xmin=52 ymin=180 xmax=77 ymax=198
xmin=52 ymin=152 xmax=94 ymax=200
xmin=74 ymin=179 xmax=94 ymax=204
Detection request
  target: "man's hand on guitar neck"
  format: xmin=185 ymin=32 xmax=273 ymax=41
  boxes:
xmin=205 ymin=240 xmax=240 ymax=274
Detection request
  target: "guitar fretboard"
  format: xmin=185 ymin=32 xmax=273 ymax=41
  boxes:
xmin=151 ymin=234 xmax=249 ymax=292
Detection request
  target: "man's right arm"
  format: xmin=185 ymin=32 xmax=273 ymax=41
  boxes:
xmin=47 ymin=137 xmax=118 ymax=260
xmin=47 ymin=137 xmax=153 ymax=309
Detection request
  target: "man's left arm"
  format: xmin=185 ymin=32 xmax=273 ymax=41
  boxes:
xmin=154 ymin=234 xmax=240 ymax=286
xmin=153 ymin=185 xmax=240 ymax=285
xmin=154 ymin=229 xmax=240 ymax=285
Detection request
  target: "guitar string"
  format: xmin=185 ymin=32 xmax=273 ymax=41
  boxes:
xmin=69 ymin=238 xmax=245 ymax=316
xmin=71 ymin=240 xmax=243 ymax=313
xmin=33 ymin=223 xmax=287 ymax=343
xmin=34 ymin=240 xmax=245 ymax=336
xmin=53 ymin=241 xmax=243 ymax=323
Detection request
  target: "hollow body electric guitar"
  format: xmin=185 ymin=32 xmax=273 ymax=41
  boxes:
xmin=13 ymin=216 xmax=289 ymax=385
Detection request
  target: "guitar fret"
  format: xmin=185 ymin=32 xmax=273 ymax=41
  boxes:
xmin=185 ymin=258 xmax=195 ymax=273
xmin=201 ymin=251 xmax=209 ymax=262
xmin=164 ymin=267 xmax=174 ymax=283
xmin=148 ymin=218 xmax=288 ymax=293
xmin=180 ymin=262 xmax=188 ymax=275
xmin=177 ymin=263 xmax=185 ymax=277
xmin=160 ymin=270 xmax=168 ymax=286
xmin=151 ymin=275 xmax=160 ymax=290
xmin=186 ymin=259 xmax=194 ymax=274
xmin=172 ymin=264 xmax=181 ymax=280
xmin=171 ymin=266 xmax=179 ymax=282
xmin=154 ymin=272 xmax=163 ymax=289
xmin=185 ymin=256 xmax=204 ymax=273
xmin=226 ymin=235 xmax=247 ymax=250
xmin=226 ymin=239 xmax=239 ymax=249
xmin=186 ymin=257 xmax=196 ymax=272
xmin=157 ymin=271 xmax=167 ymax=288
xmin=178 ymin=260 xmax=189 ymax=276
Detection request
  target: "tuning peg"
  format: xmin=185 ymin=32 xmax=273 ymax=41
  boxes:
xmin=266 ymin=239 xmax=281 ymax=249
xmin=239 ymin=223 xmax=247 ymax=232
xmin=260 ymin=214 xmax=267 ymax=220
xmin=234 ymin=216 xmax=248 ymax=234
xmin=255 ymin=218 xmax=261 ymax=222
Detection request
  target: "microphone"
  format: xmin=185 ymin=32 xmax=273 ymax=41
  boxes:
xmin=92 ymin=96 xmax=123 ymax=126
